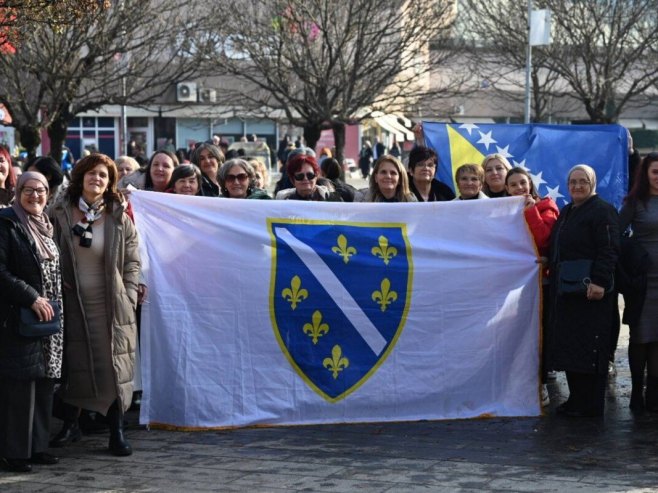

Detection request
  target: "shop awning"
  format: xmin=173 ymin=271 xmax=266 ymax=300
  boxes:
xmin=372 ymin=112 xmax=415 ymax=141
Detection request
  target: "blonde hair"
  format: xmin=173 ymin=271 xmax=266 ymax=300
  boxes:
xmin=367 ymin=154 xmax=414 ymax=202
xmin=481 ymin=153 xmax=512 ymax=195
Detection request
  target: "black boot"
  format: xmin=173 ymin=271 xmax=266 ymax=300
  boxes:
xmin=49 ymin=419 xmax=82 ymax=447
xmin=107 ymin=401 xmax=132 ymax=456
xmin=630 ymin=386 xmax=645 ymax=413
xmin=646 ymin=376 xmax=658 ymax=412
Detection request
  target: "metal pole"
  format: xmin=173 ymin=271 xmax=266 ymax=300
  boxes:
xmin=121 ymin=76 xmax=128 ymax=156
xmin=524 ymin=0 xmax=532 ymax=124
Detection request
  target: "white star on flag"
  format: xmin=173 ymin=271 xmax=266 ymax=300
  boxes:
xmin=545 ymin=184 xmax=564 ymax=202
xmin=477 ymin=131 xmax=497 ymax=150
xmin=495 ymin=145 xmax=513 ymax=159
xmin=529 ymin=171 xmax=547 ymax=190
xmin=459 ymin=123 xmax=479 ymax=135
xmin=512 ymin=159 xmax=529 ymax=171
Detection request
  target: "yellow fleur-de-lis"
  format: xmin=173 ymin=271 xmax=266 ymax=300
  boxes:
xmin=281 ymin=275 xmax=308 ymax=310
xmin=303 ymin=310 xmax=329 ymax=344
xmin=323 ymin=345 xmax=349 ymax=379
xmin=371 ymin=235 xmax=397 ymax=265
xmin=331 ymin=234 xmax=357 ymax=264
xmin=372 ymin=278 xmax=397 ymax=312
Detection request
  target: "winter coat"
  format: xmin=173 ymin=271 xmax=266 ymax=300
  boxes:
xmin=0 ymin=208 xmax=47 ymax=380
xmin=618 ymin=200 xmax=652 ymax=327
xmin=275 ymin=184 xmax=343 ymax=201
xmin=525 ymin=197 xmax=559 ymax=257
xmin=548 ymin=195 xmax=619 ymax=375
xmin=50 ymin=198 xmax=140 ymax=412
xmin=200 ymin=173 xmax=220 ymax=197
xmin=219 ymin=188 xmax=272 ymax=200
xmin=409 ymin=178 xmax=456 ymax=202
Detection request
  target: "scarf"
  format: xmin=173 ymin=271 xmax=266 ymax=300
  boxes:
xmin=72 ymin=197 xmax=105 ymax=247
xmin=11 ymin=171 xmax=56 ymax=260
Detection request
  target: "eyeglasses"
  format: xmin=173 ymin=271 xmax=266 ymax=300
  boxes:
xmin=21 ymin=187 xmax=48 ymax=196
xmin=294 ymin=172 xmax=316 ymax=181
xmin=225 ymin=173 xmax=249 ymax=183
xmin=568 ymin=179 xmax=591 ymax=187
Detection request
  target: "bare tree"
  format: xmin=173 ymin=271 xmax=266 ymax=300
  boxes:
xmin=0 ymin=0 xmax=203 ymax=160
xmin=458 ymin=0 xmax=567 ymax=122
xmin=196 ymin=0 xmax=464 ymax=162
xmin=459 ymin=0 xmax=658 ymax=123
xmin=544 ymin=0 xmax=658 ymax=123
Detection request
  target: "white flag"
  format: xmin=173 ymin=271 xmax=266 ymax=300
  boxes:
xmin=131 ymin=192 xmax=541 ymax=428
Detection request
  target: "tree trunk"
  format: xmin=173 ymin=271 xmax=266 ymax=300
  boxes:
xmin=332 ymin=121 xmax=346 ymax=173
xmin=17 ymin=124 xmax=41 ymax=159
xmin=47 ymin=108 xmax=71 ymax=165
xmin=303 ymin=123 xmax=322 ymax=150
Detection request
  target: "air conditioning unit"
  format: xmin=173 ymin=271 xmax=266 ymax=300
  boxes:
xmin=198 ymin=88 xmax=217 ymax=103
xmin=177 ymin=82 xmax=197 ymax=103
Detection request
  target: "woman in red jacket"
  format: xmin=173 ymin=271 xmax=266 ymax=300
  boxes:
xmin=506 ymin=167 xmax=559 ymax=256
xmin=506 ymin=167 xmax=559 ymax=406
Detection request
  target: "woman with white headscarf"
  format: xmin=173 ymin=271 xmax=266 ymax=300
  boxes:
xmin=548 ymin=164 xmax=619 ymax=417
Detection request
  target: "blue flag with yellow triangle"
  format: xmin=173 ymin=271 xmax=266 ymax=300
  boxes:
xmin=423 ymin=122 xmax=628 ymax=209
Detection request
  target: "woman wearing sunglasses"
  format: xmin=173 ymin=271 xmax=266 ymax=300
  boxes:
xmin=218 ymin=159 xmax=270 ymax=199
xmin=275 ymin=154 xmax=342 ymax=201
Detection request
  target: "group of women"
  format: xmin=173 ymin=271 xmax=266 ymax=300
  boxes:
xmin=1 ymin=153 xmax=139 ymax=472
xmin=1 ymin=142 xmax=657 ymax=472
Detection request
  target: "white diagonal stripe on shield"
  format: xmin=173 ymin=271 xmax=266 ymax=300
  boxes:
xmin=275 ymin=227 xmax=387 ymax=356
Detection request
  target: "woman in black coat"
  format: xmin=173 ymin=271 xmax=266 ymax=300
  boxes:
xmin=549 ymin=164 xmax=619 ymax=417
xmin=0 ymin=172 xmax=63 ymax=472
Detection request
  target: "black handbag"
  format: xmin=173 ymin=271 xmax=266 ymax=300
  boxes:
xmin=18 ymin=301 xmax=61 ymax=337
xmin=557 ymin=259 xmax=593 ymax=296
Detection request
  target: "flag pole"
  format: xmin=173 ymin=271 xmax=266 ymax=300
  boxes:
xmin=524 ymin=0 xmax=532 ymax=124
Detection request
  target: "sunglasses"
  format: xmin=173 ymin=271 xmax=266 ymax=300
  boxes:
xmin=225 ymin=173 xmax=249 ymax=183
xmin=294 ymin=172 xmax=316 ymax=181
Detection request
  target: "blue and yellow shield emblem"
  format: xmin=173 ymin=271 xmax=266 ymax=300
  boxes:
xmin=268 ymin=220 xmax=412 ymax=402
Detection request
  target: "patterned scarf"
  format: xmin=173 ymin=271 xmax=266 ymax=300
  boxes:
xmin=72 ymin=197 xmax=105 ymax=247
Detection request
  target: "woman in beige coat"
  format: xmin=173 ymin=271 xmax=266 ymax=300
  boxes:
xmin=50 ymin=154 xmax=140 ymax=456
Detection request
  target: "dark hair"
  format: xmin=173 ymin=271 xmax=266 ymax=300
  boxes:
xmin=144 ymin=150 xmax=179 ymax=189
xmin=190 ymin=143 xmax=225 ymax=171
xmin=24 ymin=155 xmax=64 ymax=191
xmin=166 ymin=164 xmax=202 ymax=192
xmin=218 ymin=159 xmax=255 ymax=197
xmin=67 ymin=154 xmax=122 ymax=205
xmin=626 ymin=152 xmax=658 ymax=208
xmin=175 ymin=148 xmax=189 ymax=164
xmin=287 ymin=154 xmax=320 ymax=181
xmin=0 ymin=145 xmax=16 ymax=189
xmin=505 ymin=167 xmax=539 ymax=200
xmin=321 ymin=158 xmax=342 ymax=181
xmin=408 ymin=146 xmax=438 ymax=171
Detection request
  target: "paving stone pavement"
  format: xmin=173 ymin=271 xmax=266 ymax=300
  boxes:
xmin=3 ymin=319 xmax=658 ymax=492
